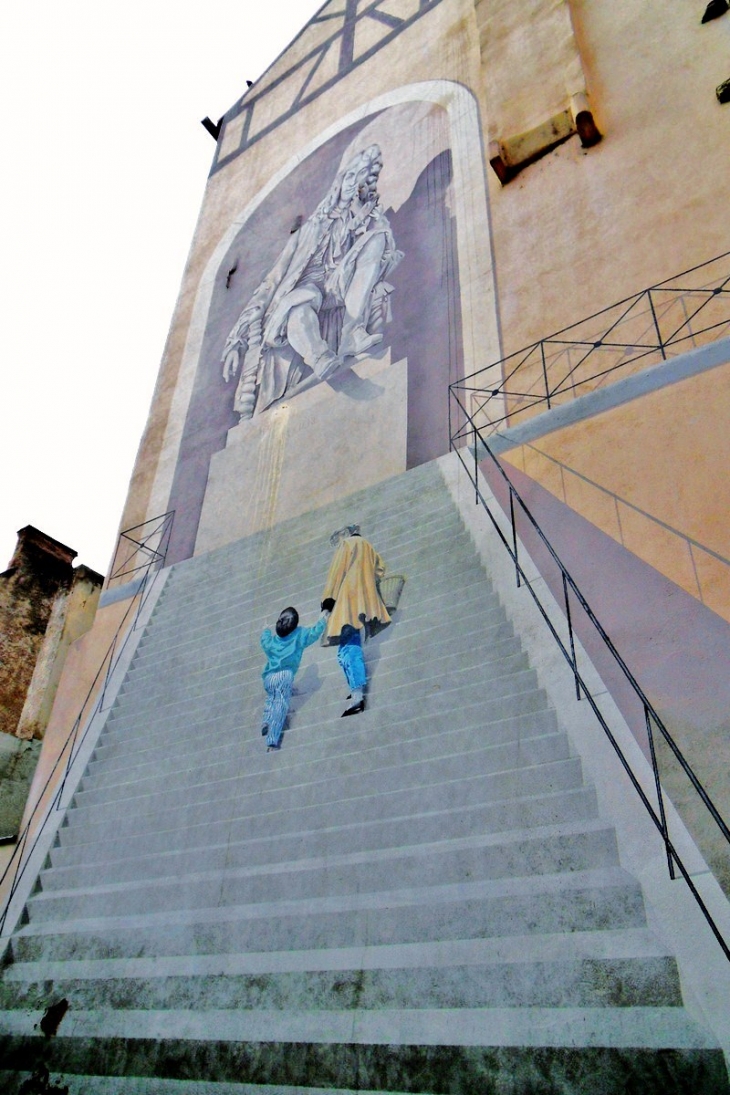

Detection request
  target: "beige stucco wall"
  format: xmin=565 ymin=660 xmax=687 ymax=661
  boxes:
xmin=487 ymin=0 xmax=730 ymax=355
xmin=501 ymin=358 xmax=730 ymax=623
xmin=13 ymin=599 xmax=132 ymax=854
xmin=111 ymin=0 xmax=728 ymax=550
xmin=16 ymin=566 xmax=102 ymax=741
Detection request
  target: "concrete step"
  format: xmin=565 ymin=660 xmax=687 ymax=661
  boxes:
xmin=103 ymin=654 xmax=540 ymax=730
xmin=11 ymin=867 xmax=648 ymax=964
xmin=48 ymin=785 xmax=600 ymax=875
xmin=90 ymin=682 xmax=553 ymax=769
xmin=0 ymin=947 xmax=683 ymax=1011
xmin=85 ymin=690 xmax=555 ymax=783
xmin=30 ymin=820 xmax=619 ymax=922
xmin=124 ymin=587 xmax=507 ymax=683
xmin=108 ymin=627 xmax=517 ymax=736
xmin=1 ymin=926 xmax=675 ymax=984
xmin=148 ymin=508 xmax=471 ymax=597
xmin=78 ymin=708 xmax=558 ymax=800
xmin=55 ymin=731 xmax=582 ymax=850
xmin=126 ymin=569 xmax=501 ymax=670
xmin=72 ymin=725 xmax=570 ymax=815
xmin=115 ymin=627 xmax=524 ymax=709
xmin=38 ymin=811 xmax=609 ymax=895
xmin=1 ymin=1027 xmax=727 ymax=1095
xmin=146 ymin=516 xmax=476 ymax=617
xmin=3 ymin=459 xmax=717 ymax=1095
xmin=109 ymin=648 xmax=531 ymax=727
xmin=58 ymin=755 xmax=587 ymax=848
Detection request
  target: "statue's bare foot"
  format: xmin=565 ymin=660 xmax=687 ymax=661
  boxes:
xmin=339 ymin=325 xmax=383 ymax=358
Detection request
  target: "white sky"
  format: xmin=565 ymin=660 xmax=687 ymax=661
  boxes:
xmin=0 ymin=1 xmax=324 ymax=575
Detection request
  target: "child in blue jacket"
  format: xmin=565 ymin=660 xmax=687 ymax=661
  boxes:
xmin=260 ymin=601 xmax=333 ymax=751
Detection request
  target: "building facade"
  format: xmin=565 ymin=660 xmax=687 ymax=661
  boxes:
xmin=1 ymin=1 xmax=729 ymax=1090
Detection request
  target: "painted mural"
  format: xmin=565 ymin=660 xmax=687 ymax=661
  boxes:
xmin=260 ymin=524 xmax=400 ymax=751
xmin=165 ymin=101 xmax=464 ymax=564
xmin=221 ymin=144 xmax=403 ymax=420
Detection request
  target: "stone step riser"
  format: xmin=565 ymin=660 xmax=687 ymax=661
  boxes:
xmin=73 ymin=730 xmax=571 ymax=811
xmin=128 ymin=609 xmax=512 ymax=687
xmin=160 ymin=503 xmax=468 ymax=583
xmin=60 ymin=755 xmax=585 ymax=844
xmin=147 ymin=526 xmax=477 ymax=619
xmin=12 ymin=876 xmax=648 ymax=964
xmin=38 ymin=815 xmax=609 ymax=897
xmin=148 ymin=517 xmax=474 ymax=603
xmin=53 ymin=753 xmax=586 ymax=856
xmin=116 ymin=634 xmax=526 ymax=706
xmin=80 ymin=712 xmax=561 ymax=795
xmin=131 ymin=570 xmax=498 ymax=660
xmin=90 ymin=687 xmax=552 ymax=769
xmin=48 ymin=785 xmax=600 ymax=874
xmin=29 ymin=827 xmax=619 ymax=923
xmin=102 ymin=661 xmax=541 ymax=729
xmin=123 ymin=608 xmax=498 ymax=691
xmin=1 ymin=1041 xmax=726 ymax=1095
xmin=0 ymin=953 xmax=683 ymax=1011
xmin=122 ymin=609 xmax=515 ymax=687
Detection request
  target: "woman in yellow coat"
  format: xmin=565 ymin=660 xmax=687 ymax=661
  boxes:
xmin=321 ymin=525 xmax=390 ymax=716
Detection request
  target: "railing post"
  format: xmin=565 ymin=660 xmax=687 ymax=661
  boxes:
xmin=647 ymin=288 xmax=667 ymax=361
xmin=645 ymin=705 xmax=676 ymax=879
xmin=541 ymin=341 xmax=551 ymax=409
xmin=562 ymin=572 xmax=581 ymax=701
xmin=509 ymin=487 xmax=521 ymax=588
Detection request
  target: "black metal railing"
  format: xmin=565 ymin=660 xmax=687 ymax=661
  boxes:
xmin=448 ymin=397 xmax=730 ymax=961
xmin=0 ymin=512 xmax=174 ymax=937
xmin=453 ymin=251 xmax=730 ymax=438
xmin=106 ymin=510 xmax=175 ymax=589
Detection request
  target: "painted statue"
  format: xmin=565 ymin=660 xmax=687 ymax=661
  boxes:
xmin=221 ymin=144 xmax=403 ymax=419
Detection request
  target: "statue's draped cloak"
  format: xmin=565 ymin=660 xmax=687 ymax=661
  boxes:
xmin=224 ymin=200 xmax=401 ymax=415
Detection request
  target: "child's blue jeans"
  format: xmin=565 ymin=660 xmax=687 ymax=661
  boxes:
xmin=337 ymin=626 xmax=367 ymax=691
xmin=262 ymin=668 xmax=294 ymax=747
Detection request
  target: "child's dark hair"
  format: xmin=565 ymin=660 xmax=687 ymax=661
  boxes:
xmin=276 ymin=607 xmax=299 ymax=637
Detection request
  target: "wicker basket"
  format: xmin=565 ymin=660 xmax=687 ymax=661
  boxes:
xmin=378 ymin=573 xmax=406 ymax=611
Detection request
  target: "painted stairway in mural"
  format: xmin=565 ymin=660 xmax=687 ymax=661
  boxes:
xmin=0 ymin=462 xmax=726 ymax=1092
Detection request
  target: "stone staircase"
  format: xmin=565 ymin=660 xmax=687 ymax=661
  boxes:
xmin=0 ymin=461 xmax=726 ymax=1092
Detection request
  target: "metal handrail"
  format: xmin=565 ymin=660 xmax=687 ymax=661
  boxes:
xmin=448 ymin=398 xmax=730 ymax=961
xmin=452 ymin=251 xmax=730 ymax=437
xmin=107 ymin=511 xmax=175 ymax=588
xmin=0 ymin=512 xmax=174 ymax=937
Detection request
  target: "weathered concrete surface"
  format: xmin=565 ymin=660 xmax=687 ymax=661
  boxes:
xmin=16 ymin=565 xmax=103 ymax=742
xmin=0 ymin=527 xmax=76 ymax=738
xmin=0 ymin=736 xmax=40 ymax=840
xmin=0 ymin=529 xmax=102 ymax=843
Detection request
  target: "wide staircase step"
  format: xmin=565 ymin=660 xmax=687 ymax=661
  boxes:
xmin=0 ymin=460 xmax=725 ymax=1093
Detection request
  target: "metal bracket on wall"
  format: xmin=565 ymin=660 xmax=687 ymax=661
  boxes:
xmin=488 ymin=93 xmax=601 ymax=185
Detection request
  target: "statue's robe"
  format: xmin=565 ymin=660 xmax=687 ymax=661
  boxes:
xmin=223 ymin=201 xmax=401 ymax=415
xmin=321 ymin=535 xmax=391 ymax=644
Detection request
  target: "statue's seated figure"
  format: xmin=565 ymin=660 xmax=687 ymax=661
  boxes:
xmin=221 ymin=144 xmax=403 ymax=420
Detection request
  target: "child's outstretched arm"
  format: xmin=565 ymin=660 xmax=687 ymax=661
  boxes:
xmin=301 ymin=605 xmax=333 ymax=647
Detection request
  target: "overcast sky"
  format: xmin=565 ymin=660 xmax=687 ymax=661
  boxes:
xmin=0 ymin=1 xmax=323 ymax=575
